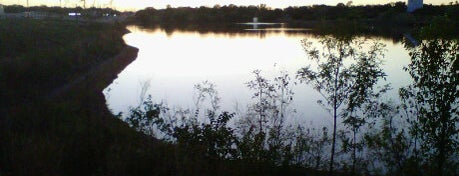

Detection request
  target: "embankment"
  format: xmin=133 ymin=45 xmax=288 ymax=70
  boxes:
xmin=0 ymin=19 xmax=176 ymax=175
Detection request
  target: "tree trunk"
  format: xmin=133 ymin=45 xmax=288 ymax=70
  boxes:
xmin=352 ymin=128 xmax=356 ymax=176
xmin=437 ymin=118 xmax=447 ymax=176
xmin=329 ymin=100 xmax=337 ymax=176
xmin=329 ymin=66 xmax=339 ymax=176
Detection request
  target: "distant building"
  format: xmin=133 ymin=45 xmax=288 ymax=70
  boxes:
xmin=407 ymin=0 xmax=423 ymax=12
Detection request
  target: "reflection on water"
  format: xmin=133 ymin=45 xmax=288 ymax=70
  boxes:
xmin=103 ymin=25 xmax=411 ymax=126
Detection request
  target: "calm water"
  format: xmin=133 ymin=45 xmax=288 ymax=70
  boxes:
xmin=103 ymin=25 xmax=412 ymax=126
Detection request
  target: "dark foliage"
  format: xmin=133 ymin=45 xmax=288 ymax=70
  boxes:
xmin=132 ymin=2 xmax=459 ymax=30
xmin=401 ymin=38 xmax=459 ymax=176
xmin=4 ymin=5 xmax=120 ymax=15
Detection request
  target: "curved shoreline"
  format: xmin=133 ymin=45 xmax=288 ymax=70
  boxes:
xmin=46 ymin=45 xmax=139 ymax=100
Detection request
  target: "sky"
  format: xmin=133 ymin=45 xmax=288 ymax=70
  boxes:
xmin=1 ymin=0 xmax=456 ymax=11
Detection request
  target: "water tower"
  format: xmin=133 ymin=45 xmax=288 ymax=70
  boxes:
xmin=407 ymin=0 xmax=423 ymax=12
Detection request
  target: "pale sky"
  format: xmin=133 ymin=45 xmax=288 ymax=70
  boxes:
xmin=1 ymin=0 xmax=455 ymax=11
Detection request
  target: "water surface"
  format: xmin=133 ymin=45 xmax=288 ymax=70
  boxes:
xmin=103 ymin=25 xmax=411 ymax=126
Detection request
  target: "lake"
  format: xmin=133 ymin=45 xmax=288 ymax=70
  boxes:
xmin=103 ymin=24 xmax=412 ymax=127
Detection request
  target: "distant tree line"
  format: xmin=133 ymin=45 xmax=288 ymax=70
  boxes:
xmin=133 ymin=2 xmax=459 ymax=27
xmin=3 ymin=5 xmax=120 ymax=15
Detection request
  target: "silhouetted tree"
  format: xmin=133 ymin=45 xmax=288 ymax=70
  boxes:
xmin=245 ymin=70 xmax=276 ymax=134
xmin=267 ymin=71 xmax=295 ymax=164
xmin=297 ymin=36 xmax=387 ymax=175
xmin=400 ymin=39 xmax=459 ymax=176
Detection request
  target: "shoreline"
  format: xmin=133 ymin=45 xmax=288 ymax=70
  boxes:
xmin=46 ymin=45 xmax=139 ymax=100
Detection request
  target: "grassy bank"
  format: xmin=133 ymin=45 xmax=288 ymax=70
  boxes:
xmin=0 ymin=19 xmax=177 ymax=175
xmin=0 ymin=19 xmax=126 ymax=106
